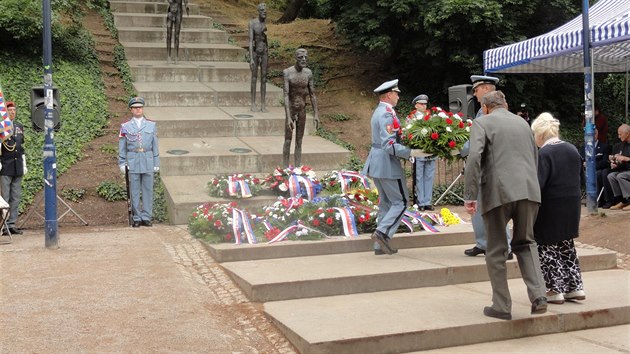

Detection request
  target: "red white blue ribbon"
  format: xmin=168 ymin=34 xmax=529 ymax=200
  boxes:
xmin=228 ymin=176 xmax=253 ymax=198
xmin=334 ymin=207 xmax=358 ymax=237
xmin=404 ymin=211 xmax=440 ymax=233
xmin=337 ymin=171 xmax=370 ymax=193
xmin=288 ymin=174 xmax=317 ymax=200
xmin=232 ymin=208 xmax=257 ymax=244
xmin=267 ymin=224 xmax=299 ymax=243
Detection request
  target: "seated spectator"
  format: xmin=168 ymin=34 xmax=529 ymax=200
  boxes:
xmin=607 ymin=124 xmax=630 ymax=210
xmin=580 ymin=128 xmax=612 ymax=207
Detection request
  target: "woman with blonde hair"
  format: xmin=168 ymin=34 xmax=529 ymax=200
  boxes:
xmin=530 ymin=112 xmax=585 ymax=304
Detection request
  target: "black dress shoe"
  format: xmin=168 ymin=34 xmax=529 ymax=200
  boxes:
xmin=483 ymin=306 xmax=512 ymax=320
xmin=423 ymin=205 xmax=435 ymax=211
xmin=9 ymin=227 xmax=22 ymax=235
xmin=531 ymin=296 xmax=548 ymax=314
xmin=132 ymin=221 xmax=141 ymax=228
xmin=375 ymin=248 xmax=398 ymax=255
xmin=371 ymin=230 xmax=394 ymax=255
xmin=141 ymin=220 xmax=152 ymax=227
xmin=464 ymin=246 xmax=486 ymax=257
xmin=601 ymin=202 xmax=612 ymax=209
xmin=507 ymin=252 xmax=514 ymax=260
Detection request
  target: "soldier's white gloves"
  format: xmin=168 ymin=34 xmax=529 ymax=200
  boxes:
xmin=410 ymin=149 xmax=432 ymax=158
xmin=22 ymin=155 xmax=27 ymax=175
xmin=119 ymin=165 xmax=126 ymax=174
xmin=154 ymin=166 xmax=160 ymax=172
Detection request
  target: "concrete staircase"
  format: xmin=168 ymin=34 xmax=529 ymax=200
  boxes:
xmin=204 ymin=223 xmax=629 ymax=353
xmin=111 ymin=0 xmax=350 ymax=224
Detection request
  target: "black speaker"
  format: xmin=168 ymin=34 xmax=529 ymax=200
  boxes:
xmin=30 ymin=86 xmax=61 ymax=131
xmin=448 ymin=84 xmax=477 ymax=119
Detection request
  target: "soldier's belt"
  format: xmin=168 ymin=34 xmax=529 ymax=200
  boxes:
xmin=133 ymin=148 xmax=145 ymax=152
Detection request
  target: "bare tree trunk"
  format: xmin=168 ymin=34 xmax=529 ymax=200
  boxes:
xmin=276 ymin=0 xmax=306 ymax=24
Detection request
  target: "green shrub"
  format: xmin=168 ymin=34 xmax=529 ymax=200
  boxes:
xmin=97 ymin=181 xmax=127 ymax=202
xmin=61 ymin=187 xmax=86 ymax=202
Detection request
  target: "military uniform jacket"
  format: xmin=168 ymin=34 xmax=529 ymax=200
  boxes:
xmin=0 ymin=121 xmax=25 ymax=177
xmin=464 ymin=108 xmax=541 ymax=215
xmin=362 ymin=102 xmax=411 ymax=179
xmin=118 ymin=117 xmax=160 ymax=174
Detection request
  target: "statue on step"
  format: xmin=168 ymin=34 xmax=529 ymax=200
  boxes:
xmin=249 ymin=3 xmax=269 ymax=112
xmin=167 ymin=0 xmax=189 ymax=64
xmin=282 ymin=48 xmax=320 ymax=167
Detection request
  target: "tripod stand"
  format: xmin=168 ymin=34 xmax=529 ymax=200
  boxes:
xmin=435 ymin=166 xmax=465 ymax=205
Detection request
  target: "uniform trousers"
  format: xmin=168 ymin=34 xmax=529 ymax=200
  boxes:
xmin=1 ymin=175 xmax=22 ymax=228
xmin=538 ymin=239 xmax=584 ymax=294
xmin=413 ymin=159 xmax=436 ymax=207
xmin=483 ymin=199 xmax=546 ymax=313
xmin=129 ymin=172 xmax=154 ymax=222
xmin=372 ymin=177 xmax=408 ymax=250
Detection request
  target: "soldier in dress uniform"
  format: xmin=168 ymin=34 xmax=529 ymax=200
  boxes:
xmin=1 ymin=102 xmax=25 ymax=235
xmin=362 ymin=79 xmax=421 ymax=255
xmin=407 ymin=94 xmax=437 ymax=211
xmin=118 ymin=97 xmax=160 ymax=227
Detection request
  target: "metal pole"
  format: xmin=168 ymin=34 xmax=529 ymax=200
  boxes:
xmin=43 ymin=0 xmax=59 ymax=248
xmin=626 ymin=62 xmax=628 ymax=123
xmin=582 ymin=0 xmax=597 ymax=214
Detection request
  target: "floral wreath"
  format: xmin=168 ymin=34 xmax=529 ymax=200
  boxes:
xmin=263 ymin=165 xmax=321 ymax=200
xmin=208 ymin=173 xmax=264 ymax=198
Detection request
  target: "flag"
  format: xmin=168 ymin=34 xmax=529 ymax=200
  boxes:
xmin=0 ymin=82 xmax=14 ymax=141
xmin=0 ymin=82 xmax=8 ymax=120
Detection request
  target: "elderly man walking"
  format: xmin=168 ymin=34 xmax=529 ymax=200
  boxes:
xmin=464 ymin=90 xmax=547 ymax=320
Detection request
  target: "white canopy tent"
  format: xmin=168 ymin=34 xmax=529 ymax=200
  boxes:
xmin=483 ymin=0 xmax=630 ymax=74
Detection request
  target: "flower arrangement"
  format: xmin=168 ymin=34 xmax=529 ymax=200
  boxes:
xmin=401 ymin=107 xmax=472 ymax=161
xmin=440 ymin=208 xmax=463 ymax=226
xmin=263 ymin=165 xmax=321 ymax=200
xmin=188 ymin=202 xmax=264 ymax=244
xmin=319 ymin=170 xmax=371 ymax=195
xmin=207 ymin=173 xmax=264 ymax=198
xmin=343 ymin=189 xmax=379 ymax=233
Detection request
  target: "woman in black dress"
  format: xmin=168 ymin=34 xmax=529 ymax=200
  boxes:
xmin=530 ymin=113 xmax=585 ymax=304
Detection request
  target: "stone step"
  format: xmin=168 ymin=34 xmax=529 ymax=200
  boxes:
xmin=223 ymin=245 xmax=617 ymax=302
xmin=113 ymin=13 xmax=214 ymax=28
xmin=145 ymin=106 xmax=311 ymax=138
xmin=117 ymin=27 xmax=229 ymax=43
xmin=109 ymin=1 xmax=200 ymax=15
xmin=121 ymin=42 xmax=245 ymax=62
xmin=208 ymin=223 xmax=475 ymax=263
xmin=264 ymin=269 xmax=630 ymax=353
xmin=159 ymin=135 xmax=350 ymax=176
xmin=128 ymin=60 xmax=250 ymax=82
xmin=133 ymin=82 xmax=283 ymax=107
xmin=421 ymin=324 xmax=630 ymax=353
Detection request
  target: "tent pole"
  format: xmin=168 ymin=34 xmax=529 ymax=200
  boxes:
xmin=626 ymin=62 xmax=628 ymax=123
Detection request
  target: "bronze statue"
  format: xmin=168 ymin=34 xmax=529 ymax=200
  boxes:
xmin=282 ymin=48 xmax=320 ymax=167
xmin=167 ymin=0 xmax=189 ymax=64
xmin=249 ymin=3 xmax=269 ymax=112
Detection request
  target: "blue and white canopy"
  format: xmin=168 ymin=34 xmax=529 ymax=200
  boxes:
xmin=484 ymin=0 xmax=630 ymax=74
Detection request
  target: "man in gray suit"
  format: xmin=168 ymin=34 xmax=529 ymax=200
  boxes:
xmin=362 ymin=79 xmax=412 ymax=256
xmin=464 ymin=90 xmax=547 ymax=320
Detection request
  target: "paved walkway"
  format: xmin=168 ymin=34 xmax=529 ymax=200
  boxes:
xmin=0 ymin=225 xmax=295 ymax=353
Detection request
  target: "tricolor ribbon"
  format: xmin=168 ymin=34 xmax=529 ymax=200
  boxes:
xmin=400 ymin=217 xmax=414 ymax=232
xmin=288 ymin=174 xmax=317 ymax=200
xmin=0 ymin=83 xmax=14 ymax=141
xmin=228 ymin=176 xmax=253 ymax=198
xmin=337 ymin=171 xmax=370 ymax=193
xmin=267 ymin=224 xmax=299 ymax=244
xmin=232 ymin=208 xmax=257 ymax=244
xmin=333 ymin=206 xmax=359 ymax=238
xmin=404 ymin=211 xmax=440 ymax=233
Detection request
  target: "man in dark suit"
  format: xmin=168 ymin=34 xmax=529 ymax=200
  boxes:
xmin=464 ymin=90 xmax=547 ymax=320
xmin=580 ymin=128 xmax=612 ymax=207
xmin=0 ymin=101 xmax=25 ymax=235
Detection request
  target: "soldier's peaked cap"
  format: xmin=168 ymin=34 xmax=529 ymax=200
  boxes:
xmin=470 ymin=75 xmax=499 ymax=89
xmin=374 ymin=79 xmax=401 ymax=94
xmin=412 ymin=94 xmax=429 ymax=104
xmin=128 ymin=96 xmax=145 ymax=108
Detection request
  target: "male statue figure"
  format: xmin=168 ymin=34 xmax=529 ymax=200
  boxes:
xmin=167 ymin=0 xmax=189 ymax=64
xmin=249 ymin=3 xmax=269 ymax=112
xmin=282 ymin=48 xmax=320 ymax=167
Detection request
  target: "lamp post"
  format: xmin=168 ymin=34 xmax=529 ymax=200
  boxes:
xmin=43 ymin=0 xmax=59 ymax=248
xmin=582 ymin=0 xmax=597 ymax=215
